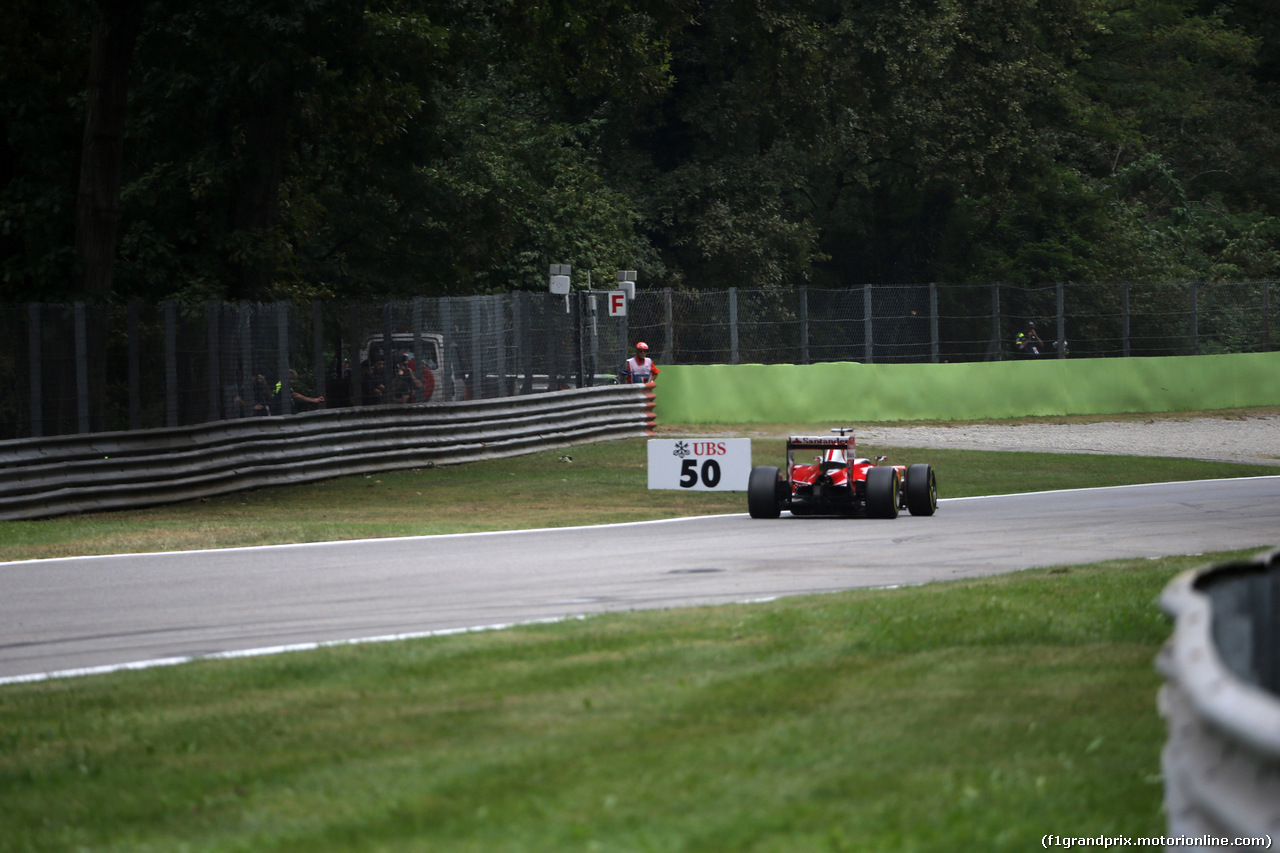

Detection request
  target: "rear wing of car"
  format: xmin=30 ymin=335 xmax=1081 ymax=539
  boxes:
xmin=786 ymin=434 xmax=855 ymax=469
xmin=786 ymin=435 xmax=854 ymax=451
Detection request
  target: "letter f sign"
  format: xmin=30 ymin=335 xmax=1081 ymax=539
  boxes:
xmin=608 ymin=291 xmax=627 ymax=317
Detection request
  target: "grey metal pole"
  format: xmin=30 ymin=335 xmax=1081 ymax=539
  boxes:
xmin=517 ymin=292 xmax=533 ymax=395
xmin=27 ymin=303 xmax=41 ymax=438
xmin=412 ymin=297 xmax=424 ymax=402
xmin=990 ymin=283 xmax=1002 ymax=361
xmin=930 ymin=282 xmax=939 ymax=363
xmin=1122 ymin=283 xmax=1130 ymax=357
xmin=277 ymin=302 xmax=291 ymax=415
xmin=441 ymin=297 xmax=455 ymax=400
xmin=1056 ymin=282 xmax=1066 ymax=359
xmin=164 ymin=301 xmax=178 ymax=427
xmin=382 ymin=303 xmax=395 ymax=403
xmin=74 ymin=302 xmax=89 ymax=433
xmin=207 ymin=303 xmax=221 ymax=422
xmin=470 ymin=296 xmax=484 ymax=398
xmin=1191 ymin=281 xmax=1199 ymax=356
xmin=662 ymin=288 xmax=672 ymax=366
xmin=864 ymin=284 xmax=873 ymax=364
xmin=800 ymin=286 xmax=809 ymax=365
xmin=128 ymin=301 xmax=140 ymax=430
xmin=729 ymin=286 xmax=739 ymax=364
xmin=1263 ymin=281 xmax=1271 ymax=352
xmin=313 ymin=300 xmax=326 ymax=407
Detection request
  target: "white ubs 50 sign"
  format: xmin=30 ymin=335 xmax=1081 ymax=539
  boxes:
xmin=646 ymin=439 xmax=752 ymax=491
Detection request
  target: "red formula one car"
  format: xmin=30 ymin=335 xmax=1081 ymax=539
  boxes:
xmin=747 ymin=428 xmax=937 ymax=519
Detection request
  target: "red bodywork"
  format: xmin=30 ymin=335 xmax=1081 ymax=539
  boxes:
xmin=787 ymin=435 xmax=903 ymax=498
xmin=748 ymin=428 xmax=936 ymax=519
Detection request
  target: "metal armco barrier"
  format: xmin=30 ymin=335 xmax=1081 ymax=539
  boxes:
xmin=1157 ymin=548 xmax=1280 ymax=850
xmin=0 ymin=384 xmax=656 ymax=521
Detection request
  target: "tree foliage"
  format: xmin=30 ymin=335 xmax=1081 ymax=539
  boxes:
xmin=0 ymin=0 xmax=1277 ymax=304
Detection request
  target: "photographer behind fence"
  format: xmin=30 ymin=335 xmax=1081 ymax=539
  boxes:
xmin=1015 ymin=321 xmax=1045 ymax=358
xmin=391 ymin=351 xmax=425 ymax=403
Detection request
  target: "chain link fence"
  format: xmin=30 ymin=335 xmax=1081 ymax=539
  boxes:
xmin=2 ymin=281 xmax=1275 ymax=440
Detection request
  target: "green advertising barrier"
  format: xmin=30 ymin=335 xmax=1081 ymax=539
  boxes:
xmin=653 ymin=353 xmax=1280 ymax=423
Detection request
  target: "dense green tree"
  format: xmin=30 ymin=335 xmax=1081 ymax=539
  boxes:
xmin=939 ymin=0 xmax=1280 ymax=284
xmin=1 ymin=0 xmax=1278 ymax=305
xmin=0 ymin=0 xmax=92 ymax=298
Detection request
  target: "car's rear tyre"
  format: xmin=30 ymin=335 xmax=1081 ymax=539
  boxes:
xmin=865 ymin=466 xmax=900 ymax=519
xmin=905 ymin=463 xmax=937 ymax=516
xmin=747 ymin=466 xmax=783 ymax=519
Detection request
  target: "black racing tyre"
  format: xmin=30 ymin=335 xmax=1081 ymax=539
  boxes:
xmin=747 ymin=466 xmax=783 ymax=519
xmin=865 ymin=466 xmax=900 ymax=519
xmin=905 ymin=463 xmax=937 ymax=517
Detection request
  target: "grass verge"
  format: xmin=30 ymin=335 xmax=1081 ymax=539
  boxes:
xmin=1 ymin=549 xmax=1249 ymax=853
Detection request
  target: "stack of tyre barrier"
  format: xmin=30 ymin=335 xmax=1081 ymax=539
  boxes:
xmin=0 ymin=384 xmax=656 ymax=521
xmin=1157 ymin=548 xmax=1280 ymax=850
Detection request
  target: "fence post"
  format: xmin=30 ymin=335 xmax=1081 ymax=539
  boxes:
xmin=470 ymin=297 xmax=484 ymax=398
xmin=239 ymin=303 xmax=253 ymax=411
xmin=347 ymin=302 xmax=361 ymax=406
xmin=380 ymin=303 xmax=395 ymax=403
xmin=586 ymin=291 xmax=599 ymax=386
xmin=1263 ymin=281 xmax=1271 ymax=352
xmin=1056 ymin=282 xmax=1066 ymax=359
xmin=1122 ymin=283 xmax=1130 ymax=358
xmin=800 ymin=286 xmax=810 ymax=365
xmin=277 ymin=302 xmax=291 ymax=415
xmin=27 ymin=303 xmax=42 ymax=438
xmin=206 ymin=303 xmax=221 ymax=422
xmin=441 ymin=297 xmax=455 ymax=400
xmin=988 ymin=283 xmax=1002 ymax=361
xmin=864 ymin=284 xmax=874 ymax=364
xmin=1191 ymin=281 xmax=1199 ymax=356
xmin=164 ymin=301 xmax=178 ymax=427
xmin=930 ymin=282 xmax=939 ymax=363
xmin=517 ymin=292 xmax=533 ymax=395
xmin=580 ymin=291 xmax=590 ymax=387
xmin=662 ymin=288 xmax=672 ymax=366
xmin=313 ymin=301 xmax=326 ymax=406
xmin=729 ymin=286 xmax=739 ymax=364
xmin=128 ymin=301 xmax=140 ymax=430
xmin=74 ymin=302 xmax=90 ymax=433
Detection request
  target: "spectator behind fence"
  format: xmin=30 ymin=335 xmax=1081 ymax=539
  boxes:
xmin=360 ymin=358 xmax=384 ymax=405
xmin=275 ymin=369 xmax=325 ymax=413
xmin=234 ymin=371 xmax=274 ymax=417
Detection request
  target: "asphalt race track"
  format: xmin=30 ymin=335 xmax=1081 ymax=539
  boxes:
xmin=3 ymin=476 xmax=1278 ymax=682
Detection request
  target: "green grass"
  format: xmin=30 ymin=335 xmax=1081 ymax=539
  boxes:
xmin=1 ymin=420 xmax=1275 ymax=850
xmin=0 ymin=550 xmax=1242 ymax=853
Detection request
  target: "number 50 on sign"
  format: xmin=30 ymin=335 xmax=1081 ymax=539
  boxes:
xmin=646 ymin=439 xmax=752 ymax=491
